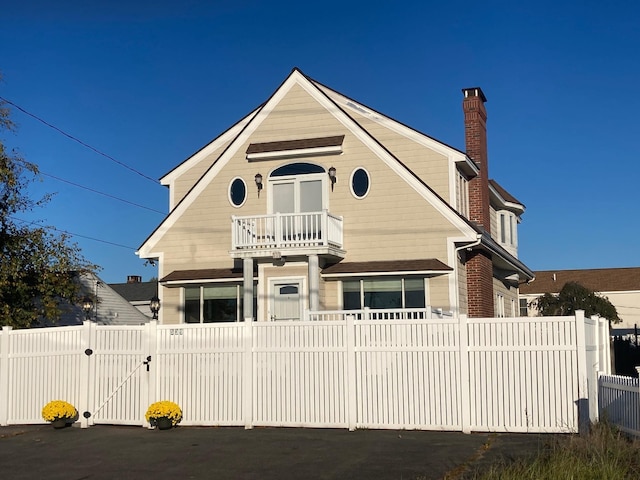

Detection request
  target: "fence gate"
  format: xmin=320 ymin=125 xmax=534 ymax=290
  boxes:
xmin=87 ymin=325 xmax=149 ymax=426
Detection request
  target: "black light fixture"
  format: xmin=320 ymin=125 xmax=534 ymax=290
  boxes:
xmin=254 ymin=173 xmax=263 ymax=197
xmin=82 ymin=296 xmax=93 ymax=321
xmin=328 ymin=166 xmax=337 ymax=191
xmin=150 ymin=295 xmax=161 ymax=320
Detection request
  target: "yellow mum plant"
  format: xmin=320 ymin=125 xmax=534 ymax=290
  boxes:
xmin=42 ymin=400 xmax=78 ymax=423
xmin=145 ymin=400 xmax=183 ymax=426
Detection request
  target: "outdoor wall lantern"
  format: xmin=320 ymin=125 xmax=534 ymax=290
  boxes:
xmin=328 ymin=166 xmax=337 ymax=191
xmin=150 ymin=295 xmax=161 ymax=320
xmin=82 ymin=296 xmax=93 ymax=321
xmin=254 ymin=173 xmax=263 ymax=197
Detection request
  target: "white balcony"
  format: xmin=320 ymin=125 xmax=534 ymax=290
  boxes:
xmin=231 ymin=210 xmax=344 ymax=259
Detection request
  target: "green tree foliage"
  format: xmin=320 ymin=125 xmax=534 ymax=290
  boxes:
xmin=0 ymin=96 xmax=97 ymax=328
xmin=534 ymin=281 xmax=621 ymax=323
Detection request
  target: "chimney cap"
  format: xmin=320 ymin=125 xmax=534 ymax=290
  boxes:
xmin=462 ymin=87 xmax=487 ymax=103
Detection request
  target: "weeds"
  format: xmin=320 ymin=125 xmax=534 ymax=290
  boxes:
xmin=472 ymin=422 xmax=640 ymax=480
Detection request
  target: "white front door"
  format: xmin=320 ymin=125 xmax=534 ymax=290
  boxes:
xmin=271 ymin=280 xmax=303 ymax=321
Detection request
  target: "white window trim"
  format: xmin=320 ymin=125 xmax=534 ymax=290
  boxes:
xmin=349 ymin=167 xmax=371 ymax=199
xmin=228 ymin=176 xmax=248 ymax=208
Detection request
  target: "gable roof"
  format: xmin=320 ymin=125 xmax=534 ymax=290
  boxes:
xmin=137 ymin=68 xmax=532 ymax=281
xmin=137 ymin=68 xmax=481 ymax=258
xmin=520 ymin=267 xmax=640 ymax=295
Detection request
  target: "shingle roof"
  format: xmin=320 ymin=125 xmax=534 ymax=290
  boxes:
xmin=160 ymin=268 xmax=245 ymax=283
xmin=109 ymin=281 xmax=158 ymax=302
xmin=322 ymin=259 xmax=452 ymax=275
xmin=519 ymin=267 xmax=640 ymax=294
xmin=489 ymin=179 xmax=523 ymax=206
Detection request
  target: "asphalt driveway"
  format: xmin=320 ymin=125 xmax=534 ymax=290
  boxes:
xmin=0 ymin=424 xmax=551 ymax=480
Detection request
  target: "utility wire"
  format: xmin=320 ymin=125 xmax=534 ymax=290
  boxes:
xmin=0 ymin=95 xmax=160 ymax=185
xmin=40 ymin=171 xmax=166 ymax=215
xmin=11 ymin=216 xmax=137 ymax=250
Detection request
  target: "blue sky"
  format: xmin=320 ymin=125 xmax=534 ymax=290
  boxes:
xmin=1 ymin=1 xmax=639 ymax=284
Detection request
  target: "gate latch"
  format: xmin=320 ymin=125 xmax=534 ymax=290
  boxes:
xmin=143 ymin=356 xmax=152 ymax=371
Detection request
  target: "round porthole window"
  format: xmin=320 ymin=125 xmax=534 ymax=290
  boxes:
xmin=351 ymin=168 xmax=370 ymax=199
xmin=229 ymin=177 xmax=247 ymax=207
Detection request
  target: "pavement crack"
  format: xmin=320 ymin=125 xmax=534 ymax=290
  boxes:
xmin=441 ymin=434 xmax=496 ymax=480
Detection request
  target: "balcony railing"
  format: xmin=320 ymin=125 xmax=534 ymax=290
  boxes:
xmin=231 ymin=210 xmax=343 ymax=253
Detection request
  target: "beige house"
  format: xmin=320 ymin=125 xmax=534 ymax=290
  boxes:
xmin=519 ymin=267 xmax=640 ymax=334
xmin=137 ymin=69 xmax=533 ymax=324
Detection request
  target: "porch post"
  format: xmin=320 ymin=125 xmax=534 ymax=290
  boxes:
xmin=243 ymin=258 xmax=254 ymax=320
xmin=308 ymin=254 xmax=319 ymax=312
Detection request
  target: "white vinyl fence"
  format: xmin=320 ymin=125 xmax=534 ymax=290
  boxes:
xmin=598 ymin=374 xmax=640 ymax=437
xmin=0 ymin=310 xmax=607 ymax=433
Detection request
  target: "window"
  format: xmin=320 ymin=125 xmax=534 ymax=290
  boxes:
xmin=350 ymin=168 xmax=370 ymax=198
xmin=269 ymin=163 xmax=326 ymax=214
xmin=496 ymin=293 xmax=505 ymax=318
xmin=519 ymin=298 xmax=529 ymax=317
xmin=497 ymin=211 xmax=518 ymax=249
xmin=342 ymin=278 xmax=426 ymax=309
xmin=229 ymin=178 xmax=247 ymax=207
xmin=456 ymin=171 xmax=469 ymax=217
xmin=184 ymin=283 xmax=257 ymax=323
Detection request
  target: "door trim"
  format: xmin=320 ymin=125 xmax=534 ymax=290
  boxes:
xmin=268 ymin=276 xmax=307 ymax=321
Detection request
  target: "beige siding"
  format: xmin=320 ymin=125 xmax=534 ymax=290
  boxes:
xmin=153 ymin=83 xmax=470 ymax=322
xmin=493 ymin=279 xmax=518 ymax=317
xmin=457 ymin=256 xmax=468 ymax=315
xmin=345 ymin=109 xmax=451 ymax=201
xmin=160 ymin=287 xmax=182 ymax=325
xmin=170 ymin=139 xmax=235 ymax=207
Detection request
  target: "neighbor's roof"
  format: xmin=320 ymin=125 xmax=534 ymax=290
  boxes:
xmin=109 ymin=281 xmax=158 ymax=302
xmin=519 ymin=267 xmax=640 ymax=295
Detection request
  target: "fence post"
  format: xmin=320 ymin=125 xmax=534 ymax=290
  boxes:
xmin=459 ymin=314 xmax=471 ymax=434
xmin=346 ymin=315 xmax=357 ymax=431
xmin=589 ymin=315 xmax=600 ymax=423
xmin=243 ymin=317 xmax=253 ymax=429
xmin=143 ymin=320 xmax=158 ymax=427
xmin=78 ymin=321 xmax=93 ymax=428
xmin=0 ymin=326 xmax=12 ymax=426
xmin=575 ymin=310 xmax=590 ymax=433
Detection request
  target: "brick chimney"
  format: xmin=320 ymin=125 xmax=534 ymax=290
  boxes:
xmin=127 ymin=275 xmax=142 ymax=283
xmin=462 ymin=87 xmax=490 ymax=232
xmin=462 ymin=87 xmax=494 ymax=318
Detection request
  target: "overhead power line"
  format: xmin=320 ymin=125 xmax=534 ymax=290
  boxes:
xmin=11 ymin=216 xmax=137 ymax=250
xmin=41 ymin=171 xmax=166 ymax=215
xmin=0 ymin=95 xmax=160 ymax=185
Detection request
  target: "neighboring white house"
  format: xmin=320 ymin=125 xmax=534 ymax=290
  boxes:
xmin=519 ymin=267 xmax=640 ymax=335
xmin=45 ymin=272 xmax=150 ymax=326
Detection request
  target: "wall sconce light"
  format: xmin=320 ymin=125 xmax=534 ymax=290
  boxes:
xmin=328 ymin=166 xmax=337 ymax=191
xmin=150 ymin=295 xmax=161 ymax=320
xmin=82 ymin=296 xmax=93 ymax=321
xmin=255 ymin=173 xmax=263 ymax=197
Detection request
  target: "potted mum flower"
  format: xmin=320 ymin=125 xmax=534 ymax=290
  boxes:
xmin=42 ymin=400 xmax=78 ymax=429
xmin=145 ymin=400 xmax=182 ymax=430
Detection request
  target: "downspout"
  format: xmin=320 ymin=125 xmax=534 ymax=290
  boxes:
xmin=453 ymin=234 xmax=483 ymax=316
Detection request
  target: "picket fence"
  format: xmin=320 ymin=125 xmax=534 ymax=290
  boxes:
xmin=598 ymin=366 xmax=640 ymax=437
xmin=0 ymin=310 xmax=607 ymax=433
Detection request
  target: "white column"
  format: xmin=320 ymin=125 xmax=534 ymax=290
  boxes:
xmin=308 ymin=254 xmax=319 ymax=312
xmin=243 ymin=258 xmax=254 ymax=320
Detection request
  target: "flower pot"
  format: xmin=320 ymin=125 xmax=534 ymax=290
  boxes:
xmin=51 ymin=418 xmax=69 ymax=429
xmin=155 ymin=417 xmax=173 ymax=430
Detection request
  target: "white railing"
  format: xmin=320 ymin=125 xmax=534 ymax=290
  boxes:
xmin=231 ymin=210 xmax=343 ymax=251
xmin=306 ymin=308 xmax=453 ymax=321
xmin=0 ymin=311 xmax=608 ymax=434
